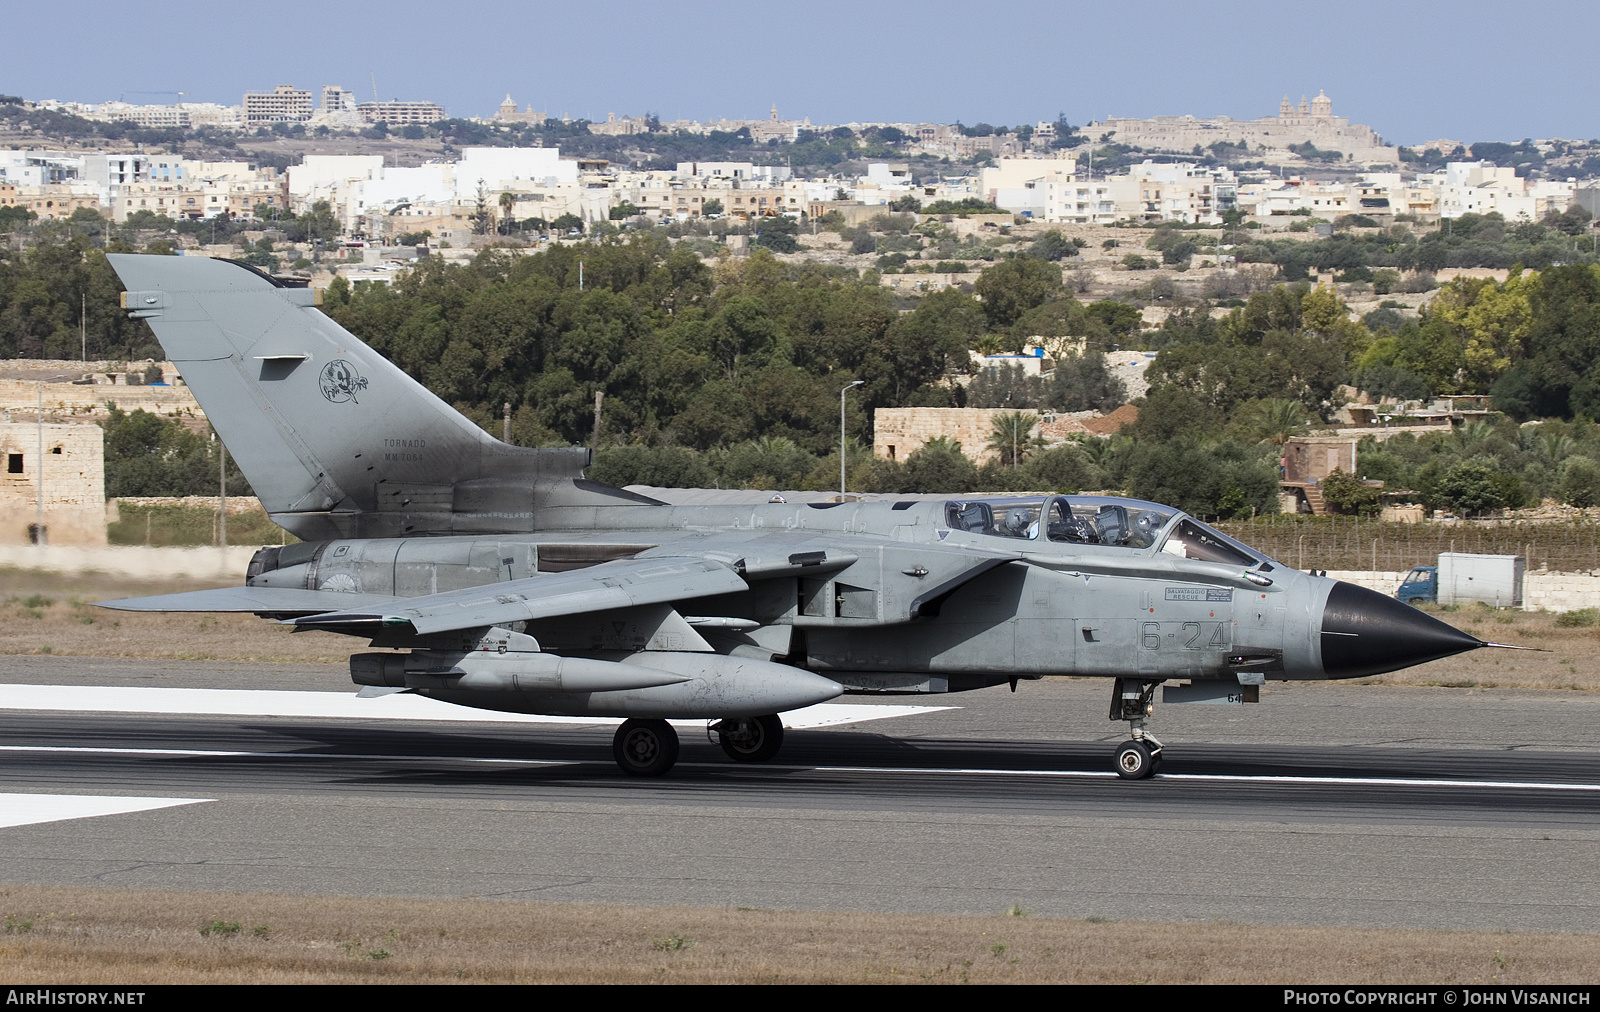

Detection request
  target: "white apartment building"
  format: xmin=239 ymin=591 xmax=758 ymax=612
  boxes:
xmin=979 ymin=157 xmax=1078 ymax=217
xmin=675 ymin=162 xmax=791 ymax=183
xmin=357 ymin=100 xmax=445 ymax=125
xmin=1110 ymin=162 xmax=1232 ymax=223
xmin=321 ymin=86 xmax=356 ymax=114
xmin=1043 ymin=179 xmax=1117 ymax=224
xmin=243 ymin=85 xmax=312 ymax=124
xmin=114 ymin=162 xmax=284 ymax=223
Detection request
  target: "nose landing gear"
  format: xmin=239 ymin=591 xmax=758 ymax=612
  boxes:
xmin=1110 ymin=678 xmax=1164 ymax=779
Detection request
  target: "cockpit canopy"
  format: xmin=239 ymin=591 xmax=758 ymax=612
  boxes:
xmin=942 ymin=495 xmax=1267 ymax=567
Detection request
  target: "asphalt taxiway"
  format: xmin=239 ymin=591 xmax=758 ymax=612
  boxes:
xmin=1 ymin=656 xmax=1598 ymax=931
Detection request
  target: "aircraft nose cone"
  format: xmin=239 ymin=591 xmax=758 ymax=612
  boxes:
xmin=1320 ymin=581 xmax=1483 ymax=679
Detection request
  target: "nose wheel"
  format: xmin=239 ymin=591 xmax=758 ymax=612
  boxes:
xmin=1115 ymin=738 xmax=1161 ymax=779
xmin=1110 ymin=678 xmax=1164 ymax=780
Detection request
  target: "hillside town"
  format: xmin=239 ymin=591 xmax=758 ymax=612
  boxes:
xmin=3 ymin=88 xmax=1593 ymax=239
xmin=5 ymin=86 xmax=1600 ymax=556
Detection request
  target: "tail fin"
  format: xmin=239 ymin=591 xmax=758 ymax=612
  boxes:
xmin=108 ymin=254 xmax=643 ymax=539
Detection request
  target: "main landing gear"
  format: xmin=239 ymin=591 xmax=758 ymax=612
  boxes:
xmin=1110 ymin=678 xmax=1164 ymax=780
xmin=712 ymin=714 xmax=784 ymax=763
xmin=610 ymin=714 xmax=787 ymax=776
xmin=613 ymin=718 xmax=680 ymax=777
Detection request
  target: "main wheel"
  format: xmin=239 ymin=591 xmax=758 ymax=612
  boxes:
xmin=716 ymin=714 xmax=784 ymax=763
xmin=612 ymin=718 xmax=680 ymax=777
xmin=1114 ymin=739 xmax=1158 ymax=780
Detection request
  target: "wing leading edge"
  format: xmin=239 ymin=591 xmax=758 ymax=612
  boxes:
xmin=96 ymin=586 xmax=404 ymax=616
xmin=294 ymin=555 xmax=750 ymax=635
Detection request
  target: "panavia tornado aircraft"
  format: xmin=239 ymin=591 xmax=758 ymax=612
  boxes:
xmin=99 ymin=253 xmax=1491 ymax=779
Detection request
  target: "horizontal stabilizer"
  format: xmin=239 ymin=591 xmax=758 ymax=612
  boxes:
xmin=96 ymin=586 xmax=403 ymax=615
xmin=297 ymin=556 xmax=749 ymax=636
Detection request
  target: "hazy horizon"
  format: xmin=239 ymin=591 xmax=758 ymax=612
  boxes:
xmin=9 ymin=0 xmax=1597 ymax=147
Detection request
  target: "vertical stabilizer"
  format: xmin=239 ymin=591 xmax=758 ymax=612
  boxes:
xmin=108 ymin=254 xmax=630 ymax=539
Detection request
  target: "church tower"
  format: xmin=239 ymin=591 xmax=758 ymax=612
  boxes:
xmin=1280 ymin=95 xmax=1293 ymax=119
xmin=1311 ymin=90 xmax=1332 ymax=118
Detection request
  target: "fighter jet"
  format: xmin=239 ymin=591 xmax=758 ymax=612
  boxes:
xmin=97 ymin=254 xmax=1487 ymax=779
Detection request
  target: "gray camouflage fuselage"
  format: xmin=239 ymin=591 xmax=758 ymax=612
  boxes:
xmin=100 ymin=253 xmax=1483 ymax=731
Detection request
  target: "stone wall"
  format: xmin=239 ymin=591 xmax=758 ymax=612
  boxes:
xmin=0 ymin=379 xmax=201 ymax=422
xmin=0 ymin=423 xmax=106 ymax=546
xmin=874 ymin=407 xmax=1009 ymax=464
xmin=0 ymin=544 xmax=259 ymax=581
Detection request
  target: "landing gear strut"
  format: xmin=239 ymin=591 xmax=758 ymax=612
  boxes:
xmin=613 ymin=718 xmax=680 ymax=777
xmin=712 ymin=714 xmax=784 ymax=763
xmin=1110 ymin=678 xmax=1164 ymax=780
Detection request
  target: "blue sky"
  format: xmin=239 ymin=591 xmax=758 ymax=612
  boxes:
xmin=8 ymin=0 xmax=1597 ymax=145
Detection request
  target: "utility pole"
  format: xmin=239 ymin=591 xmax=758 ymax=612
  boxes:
xmin=219 ymin=441 xmax=227 ymax=549
xmin=33 ymin=381 xmax=43 ymax=544
xmin=591 ymin=390 xmax=604 ymax=457
xmin=839 ymin=380 xmax=863 ymax=500
xmin=503 ymin=401 xmax=512 ymax=443
xmin=80 ymin=292 xmax=86 ymax=362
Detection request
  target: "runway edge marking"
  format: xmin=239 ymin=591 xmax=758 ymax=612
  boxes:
xmin=3 ymin=746 xmax=1598 ymax=793
xmin=0 ymin=792 xmax=212 ymax=829
xmin=0 ymin=684 xmax=953 ymax=729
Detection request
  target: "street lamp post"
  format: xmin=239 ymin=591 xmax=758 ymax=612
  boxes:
xmin=840 ymin=379 xmax=864 ymax=500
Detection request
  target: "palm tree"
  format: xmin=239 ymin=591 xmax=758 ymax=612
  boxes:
xmin=498 ymin=191 xmax=516 ymax=235
xmin=1453 ymin=419 xmax=1496 ymax=453
xmin=986 ymin=412 xmax=1043 ymax=469
xmin=1238 ymin=397 xmax=1310 ymax=446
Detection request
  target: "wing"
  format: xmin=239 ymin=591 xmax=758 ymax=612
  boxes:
xmin=295 ymin=555 xmax=749 ymax=636
xmin=96 ymin=586 xmax=404 ymax=616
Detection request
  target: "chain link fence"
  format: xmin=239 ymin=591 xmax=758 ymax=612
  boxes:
xmin=1213 ymin=516 xmax=1600 ymax=574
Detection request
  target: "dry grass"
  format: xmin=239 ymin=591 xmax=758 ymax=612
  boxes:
xmin=0 ymin=570 xmax=350 ymax=663
xmin=0 ymin=885 xmax=1594 ymax=984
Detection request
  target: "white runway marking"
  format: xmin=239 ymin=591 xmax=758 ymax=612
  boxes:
xmin=1 ymin=745 xmax=1596 ymax=793
xmin=0 ymin=792 xmax=212 ymax=829
xmin=0 ymin=684 xmax=951 ymax=730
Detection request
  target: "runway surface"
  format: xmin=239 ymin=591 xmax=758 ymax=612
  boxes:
xmin=1 ymin=656 xmax=1599 ymax=931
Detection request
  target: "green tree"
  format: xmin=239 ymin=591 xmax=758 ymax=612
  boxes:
xmin=1026 ymin=231 xmax=1077 ymax=261
xmin=1123 ymin=438 xmax=1278 ymax=519
xmin=903 ymin=436 xmax=979 ymax=492
xmin=470 ymin=182 xmax=493 ymax=235
xmin=102 ymin=406 xmax=251 ymax=497
xmin=1433 ymin=460 xmax=1507 ymax=516
xmin=297 ymin=200 xmax=340 ymax=243
xmin=974 ymin=257 xmax=1064 ymax=329
xmin=1560 ymin=455 xmax=1600 ymax=507
xmin=701 ymin=198 xmax=723 ymax=216
xmin=1049 ymin=352 xmax=1126 ymax=412
xmin=754 ymin=215 xmax=801 ymax=253
xmin=1320 ymin=468 xmax=1382 ymax=516
xmin=1232 ymin=397 xmax=1311 ymax=445
xmin=986 ymin=411 xmax=1043 ymax=468
xmin=589 ymin=444 xmax=718 ymax=489
xmin=1015 ymin=444 xmax=1099 ymax=492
